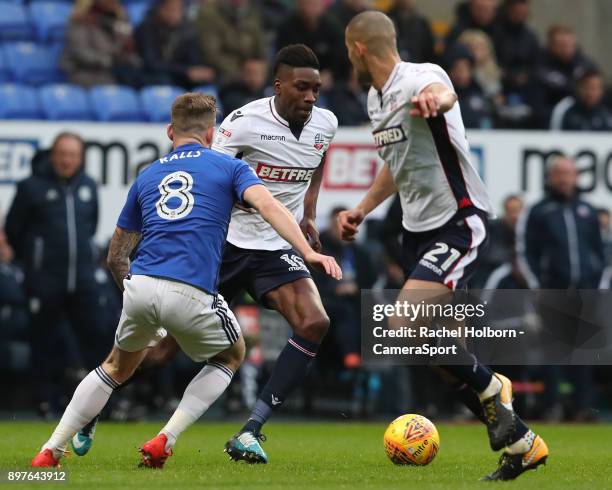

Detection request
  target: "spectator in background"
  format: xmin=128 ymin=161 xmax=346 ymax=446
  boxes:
xmin=472 ymin=194 xmax=523 ymax=287
xmin=5 ymin=132 xmax=108 ymax=418
xmin=379 ymin=195 xmax=405 ymax=290
xmin=315 ymin=207 xmax=378 ymax=368
xmin=517 ymin=156 xmax=604 ymax=289
xmin=276 ymin=0 xmax=345 ymax=89
xmin=494 ymin=0 xmax=539 ymax=98
xmin=325 ymin=70 xmax=369 ymax=126
xmin=597 ymin=208 xmax=612 ymax=266
xmin=329 ymin=0 xmax=369 ymax=30
xmin=533 ymin=24 xmax=596 ymax=127
xmin=328 ymin=0 xmax=369 ymax=83
xmin=550 ymin=70 xmax=612 ymax=131
xmin=0 ymin=228 xmax=29 ymax=372
xmin=457 ymin=29 xmax=503 ymax=102
xmin=135 ymin=0 xmax=215 ymax=88
xmin=61 ymin=0 xmax=143 ymax=87
xmin=517 ymin=156 xmax=602 ymax=421
xmin=388 ymin=0 xmax=435 ymax=63
xmin=197 ymin=0 xmax=267 ymax=83
xmin=446 ymin=0 xmax=500 ymax=48
xmin=445 ymin=46 xmax=494 ymax=128
xmin=220 ymin=58 xmax=268 ymax=115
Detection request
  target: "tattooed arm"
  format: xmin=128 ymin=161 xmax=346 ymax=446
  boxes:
xmin=107 ymin=226 xmax=142 ymax=291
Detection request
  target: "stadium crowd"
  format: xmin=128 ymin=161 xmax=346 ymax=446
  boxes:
xmin=1 ymin=0 xmax=612 ymax=423
xmin=0 ymin=0 xmax=611 ymax=129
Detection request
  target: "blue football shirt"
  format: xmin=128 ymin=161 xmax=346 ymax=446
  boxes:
xmin=117 ymin=143 xmax=262 ymax=293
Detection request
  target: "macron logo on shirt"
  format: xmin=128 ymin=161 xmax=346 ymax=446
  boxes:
xmin=256 ymin=163 xmax=315 ymax=182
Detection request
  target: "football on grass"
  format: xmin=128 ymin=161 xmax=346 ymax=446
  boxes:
xmin=383 ymin=414 xmax=440 ymax=466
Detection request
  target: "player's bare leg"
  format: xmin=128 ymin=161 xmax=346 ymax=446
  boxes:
xmin=32 ymin=346 xmax=148 ymax=467
xmin=225 ymin=277 xmax=329 ymax=464
xmin=140 ymin=337 xmax=246 ymax=468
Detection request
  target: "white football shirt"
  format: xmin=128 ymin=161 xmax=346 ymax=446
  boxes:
xmin=212 ymin=96 xmax=338 ymax=250
xmin=367 ymin=62 xmax=493 ymax=232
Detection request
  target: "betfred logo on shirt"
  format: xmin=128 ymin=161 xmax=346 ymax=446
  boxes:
xmin=256 ymin=163 xmax=315 ymax=182
xmin=372 ymin=125 xmax=407 ymax=148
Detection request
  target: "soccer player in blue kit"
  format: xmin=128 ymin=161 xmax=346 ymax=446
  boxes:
xmin=31 ymin=93 xmax=341 ymax=469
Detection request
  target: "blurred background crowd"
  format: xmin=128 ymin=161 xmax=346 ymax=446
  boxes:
xmin=1 ymin=0 xmax=612 ymax=424
xmin=0 ymin=0 xmax=611 ymax=129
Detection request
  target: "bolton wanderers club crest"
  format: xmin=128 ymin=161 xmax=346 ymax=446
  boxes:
xmin=314 ymin=133 xmax=325 ymax=151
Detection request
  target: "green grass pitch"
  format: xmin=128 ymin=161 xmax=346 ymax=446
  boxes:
xmin=0 ymin=421 xmax=609 ymax=489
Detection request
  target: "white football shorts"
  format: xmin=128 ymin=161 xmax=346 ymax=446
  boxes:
xmin=114 ymin=274 xmax=241 ymax=362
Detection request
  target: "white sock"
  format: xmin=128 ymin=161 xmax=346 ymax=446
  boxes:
xmin=506 ymin=430 xmax=536 ymax=455
xmin=160 ymin=362 xmax=233 ymax=451
xmin=43 ymin=367 xmax=119 ymax=459
xmin=478 ymin=375 xmax=502 ymax=400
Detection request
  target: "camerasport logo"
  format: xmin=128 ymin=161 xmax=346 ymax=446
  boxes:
xmin=314 ymin=133 xmax=325 ymax=150
xmin=255 ymin=163 xmax=316 ymax=182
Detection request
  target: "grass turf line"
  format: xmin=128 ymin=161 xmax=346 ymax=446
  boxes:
xmin=0 ymin=422 xmax=609 ymax=489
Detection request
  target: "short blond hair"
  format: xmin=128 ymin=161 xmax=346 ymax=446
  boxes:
xmin=171 ymin=93 xmax=217 ymax=136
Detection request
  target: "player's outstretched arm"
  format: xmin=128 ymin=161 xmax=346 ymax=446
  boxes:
xmin=410 ymin=82 xmax=458 ymax=118
xmin=301 ymin=156 xmax=326 ymax=252
xmin=338 ymin=163 xmax=396 ymax=241
xmin=243 ymin=185 xmax=342 ymax=280
xmin=107 ymin=226 xmax=142 ymax=290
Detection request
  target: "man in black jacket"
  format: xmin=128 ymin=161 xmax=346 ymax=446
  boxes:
xmin=135 ymin=0 xmax=216 ymax=88
xmin=550 ymin=69 xmax=612 ymax=131
xmin=6 ymin=132 xmax=108 ymax=417
xmin=516 ymin=155 xmax=602 ymax=420
xmin=517 ymin=156 xmax=604 ymax=290
xmin=531 ymin=24 xmax=596 ymax=128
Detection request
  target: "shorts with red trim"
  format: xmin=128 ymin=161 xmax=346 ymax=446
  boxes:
xmin=401 ymin=207 xmax=489 ymax=290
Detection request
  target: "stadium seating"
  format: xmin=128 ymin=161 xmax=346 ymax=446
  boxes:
xmin=39 ymin=83 xmax=93 ymax=120
xmin=29 ymin=1 xmax=72 ymax=43
xmin=140 ymin=85 xmax=184 ymax=122
xmin=90 ymin=85 xmax=144 ymax=122
xmin=0 ymin=50 xmax=10 ymax=82
xmin=0 ymin=83 xmax=42 ymax=119
xmin=2 ymin=42 xmax=64 ymax=85
xmin=126 ymin=1 xmax=152 ymax=27
xmin=0 ymin=3 xmax=35 ymax=41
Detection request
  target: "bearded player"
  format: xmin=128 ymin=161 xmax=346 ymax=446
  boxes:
xmin=339 ymin=11 xmax=548 ymax=481
xmin=71 ymin=44 xmax=338 ymax=465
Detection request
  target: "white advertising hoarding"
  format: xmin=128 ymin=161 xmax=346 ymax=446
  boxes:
xmin=1 ymin=121 xmax=611 ymax=243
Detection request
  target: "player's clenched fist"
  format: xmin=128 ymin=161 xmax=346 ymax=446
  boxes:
xmin=337 ymin=208 xmax=364 ymax=241
xmin=303 ymin=252 xmax=343 ymax=280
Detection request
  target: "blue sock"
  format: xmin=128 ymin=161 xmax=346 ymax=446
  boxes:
xmin=242 ymin=335 xmax=318 ymax=434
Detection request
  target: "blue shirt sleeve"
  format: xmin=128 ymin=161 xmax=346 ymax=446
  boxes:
xmin=117 ymin=180 xmax=142 ymax=232
xmin=232 ymin=160 xmax=262 ymax=203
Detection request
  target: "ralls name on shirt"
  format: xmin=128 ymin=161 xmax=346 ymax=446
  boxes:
xmin=159 ymin=150 xmax=202 ymax=163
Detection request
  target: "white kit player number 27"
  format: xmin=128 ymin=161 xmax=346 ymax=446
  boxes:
xmin=156 ymin=171 xmax=195 ymax=220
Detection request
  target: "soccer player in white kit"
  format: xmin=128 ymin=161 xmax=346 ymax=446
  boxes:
xmin=340 ymin=11 xmax=548 ymax=481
